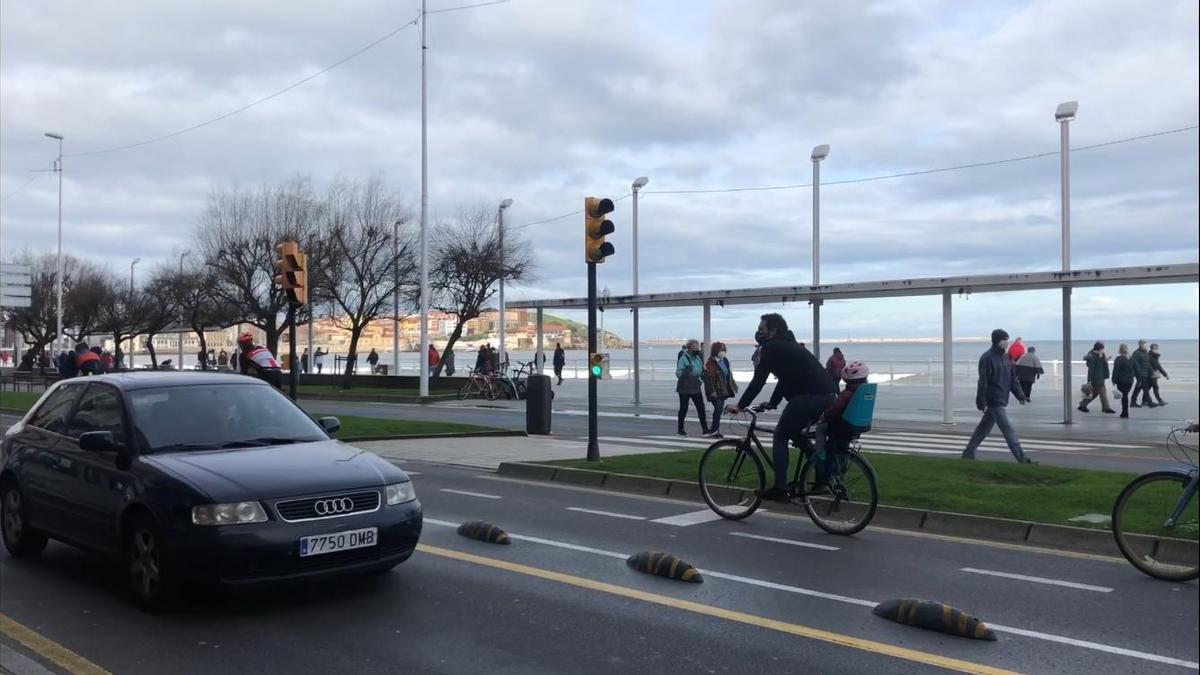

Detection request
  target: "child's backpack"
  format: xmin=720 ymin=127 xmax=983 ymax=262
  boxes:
xmin=841 ymin=383 xmax=877 ymax=435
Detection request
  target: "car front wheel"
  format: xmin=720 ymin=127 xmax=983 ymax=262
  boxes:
xmin=1 ymin=479 xmax=49 ymax=558
xmin=124 ymin=514 xmax=177 ymax=611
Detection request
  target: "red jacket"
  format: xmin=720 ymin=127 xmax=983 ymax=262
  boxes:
xmin=428 ymin=346 xmax=440 ymax=367
xmin=1007 ymin=341 xmax=1026 ymax=363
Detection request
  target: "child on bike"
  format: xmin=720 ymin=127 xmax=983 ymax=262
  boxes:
xmin=812 ymin=362 xmax=871 ymax=484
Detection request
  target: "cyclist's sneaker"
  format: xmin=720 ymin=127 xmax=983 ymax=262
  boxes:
xmin=754 ymin=485 xmax=791 ymax=503
xmin=703 ymin=430 xmax=723 ymax=438
xmin=676 ymin=430 xmax=687 ymax=437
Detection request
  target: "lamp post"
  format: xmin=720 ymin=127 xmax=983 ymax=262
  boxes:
xmin=129 ymin=258 xmax=141 ymax=368
xmin=810 ymin=144 xmax=829 ymax=360
xmin=44 ymin=133 xmax=64 ymax=353
xmin=178 ymin=251 xmax=189 ymax=369
xmin=631 ymin=176 xmax=648 ymax=404
xmin=393 ymin=218 xmax=402 ymax=376
xmin=418 ymin=0 xmax=430 ymax=397
xmin=497 ymin=198 xmax=513 ymax=368
xmin=1056 ymin=101 xmax=1078 ymax=425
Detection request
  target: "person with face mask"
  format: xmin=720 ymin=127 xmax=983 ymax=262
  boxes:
xmin=1147 ymin=343 xmax=1169 ymax=406
xmin=675 ymin=339 xmax=709 ymax=436
xmin=728 ymin=314 xmax=837 ymax=501
xmin=703 ymin=341 xmax=737 ymax=438
xmin=962 ymin=328 xmax=1033 ymax=463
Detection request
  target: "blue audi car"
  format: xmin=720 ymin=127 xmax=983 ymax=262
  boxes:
xmin=1 ymin=372 xmax=422 ymax=609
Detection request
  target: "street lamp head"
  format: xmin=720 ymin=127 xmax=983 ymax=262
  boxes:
xmin=1055 ymin=101 xmax=1079 ymax=121
xmin=811 ymin=144 xmax=830 ymax=161
xmin=632 ymin=176 xmax=649 ymax=189
xmin=131 ymin=258 xmax=142 ymax=266
xmin=499 ymin=198 xmax=514 ymax=210
xmin=44 ymin=132 xmax=63 ymax=140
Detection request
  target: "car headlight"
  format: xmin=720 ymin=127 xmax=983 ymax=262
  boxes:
xmin=386 ymin=482 xmax=416 ymax=505
xmin=192 ymin=501 xmax=268 ymax=526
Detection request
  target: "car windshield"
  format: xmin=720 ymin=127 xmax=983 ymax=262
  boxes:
xmin=128 ymin=383 xmax=328 ymax=453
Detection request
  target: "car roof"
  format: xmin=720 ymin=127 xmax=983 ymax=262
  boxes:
xmin=64 ymin=371 xmax=269 ymax=391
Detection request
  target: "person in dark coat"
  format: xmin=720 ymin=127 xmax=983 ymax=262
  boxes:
xmin=443 ymin=347 xmax=456 ymax=376
xmin=475 ymin=345 xmax=492 ymax=374
xmin=552 ymin=343 xmax=566 ymax=385
xmin=702 ymin=341 xmax=737 ymax=437
xmin=825 ymin=348 xmax=846 ymax=391
xmin=57 ymin=350 xmax=78 ymax=378
xmin=1014 ymin=346 xmax=1044 ymax=399
xmin=1079 ymin=342 xmax=1115 ymax=414
xmin=1147 ymin=343 xmax=1169 ymax=406
xmin=1111 ymin=344 xmax=1135 ymax=418
xmin=1129 ymin=340 xmax=1156 ymax=408
xmin=962 ymin=329 xmax=1032 ymax=463
xmin=675 ymin=339 xmax=709 ymax=437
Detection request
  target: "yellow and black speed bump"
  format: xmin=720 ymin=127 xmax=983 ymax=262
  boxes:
xmin=456 ymin=521 xmax=511 ymax=545
xmin=625 ymin=551 xmax=703 ymax=583
xmin=873 ymin=598 xmax=996 ymax=641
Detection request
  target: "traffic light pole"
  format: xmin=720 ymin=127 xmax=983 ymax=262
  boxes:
xmin=586 ymin=261 xmax=599 ymax=462
xmin=287 ymin=300 xmax=299 ymax=400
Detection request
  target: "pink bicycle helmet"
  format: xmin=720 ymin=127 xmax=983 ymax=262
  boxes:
xmin=841 ymin=361 xmax=869 ymax=381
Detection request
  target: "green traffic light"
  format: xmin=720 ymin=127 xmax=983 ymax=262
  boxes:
xmin=591 ymin=364 xmax=602 ymax=377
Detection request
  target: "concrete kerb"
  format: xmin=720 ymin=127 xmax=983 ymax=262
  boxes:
xmin=340 ymin=430 xmax=525 ymax=442
xmin=495 ymin=461 xmax=1133 ymax=557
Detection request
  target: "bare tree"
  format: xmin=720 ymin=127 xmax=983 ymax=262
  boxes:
xmin=3 ymin=252 xmax=107 ymax=368
xmin=94 ymin=276 xmax=149 ymax=369
xmin=168 ymin=266 xmax=241 ymax=370
xmin=311 ymin=177 xmax=416 ymax=386
xmin=140 ymin=269 xmax=183 ymax=369
xmin=198 ymin=178 xmax=321 ymax=355
xmin=424 ymin=206 xmax=534 ymax=377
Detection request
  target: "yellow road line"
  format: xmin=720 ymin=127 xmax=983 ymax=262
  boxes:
xmin=417 ymin=544 xmax=1019 ymax=675
xmin=0 ymin=614 xmax=111 ymax=675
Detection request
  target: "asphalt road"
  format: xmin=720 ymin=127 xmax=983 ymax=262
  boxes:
xmin=2 ymin=460 xmax=1196 ymax=674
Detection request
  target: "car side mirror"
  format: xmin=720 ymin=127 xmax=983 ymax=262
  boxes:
xmin=318 ymin=417 xmax=341 ymax=434
xmin=78 ymin=431 xmax=122 ymax=453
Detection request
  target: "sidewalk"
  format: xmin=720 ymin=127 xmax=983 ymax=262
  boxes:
xmin=352 ymin=436 xmax=681 ymax=470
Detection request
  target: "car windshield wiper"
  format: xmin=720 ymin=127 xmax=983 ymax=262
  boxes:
xmin=218 ymin=437 xmax=309 ymax=449
xmin=151 ymin=442 xmax=224 ymax=453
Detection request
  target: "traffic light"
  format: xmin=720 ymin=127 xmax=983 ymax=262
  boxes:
xmin=584 ymin=197 xmax=615 ymax=263
xmin=589 ymin=353 xmax=604 ymax=379
xmin=274 ymin=241 xmax=308 ymax=305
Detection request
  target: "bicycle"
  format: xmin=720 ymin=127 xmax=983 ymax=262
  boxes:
xmin=698 ymin=406 xmax=879 ymax=535
xmin=510 ymin=360 xmax=536 ymax=399
xmin=1111 ymin=422 xmax=1199 ymax=582
xmin=457 ymin=368 xmax=498 ymax=401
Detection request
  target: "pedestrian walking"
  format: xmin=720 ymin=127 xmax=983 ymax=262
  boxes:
xmin=100 ymin=351 xmax=114 ymax=372
xmin=676 ymin=339 xmax=709 ymax=437
xmin=75 ymin=342 xmax=102 ymax=376
xmin=1130 ymin=340 xmax=1157 ymax=408
xmin=218 ymin=349 xmax=230 ymax=368
xmin=1007 ymin=337 xmax=1026 ymax=363
xmin=476 ymin=345 xmax=492 ymax=374
xmin=443 ymin=347 xmax=456 ymax=376
xmin=197 ymin=348 xmax=208 ymax=370
xmin=552 ymin=343 xmax=566 ymax=385
xmin=489 ymin=344 xmax=500 ymax=373
xmin=825 ymin=347 xmax=846 ymax=390
xmin=57 ymin=349 xmax=78 ymax=378
xmin=314 ymin=347 xmax=327 ymax=374
xmin=1112 ymin=344 xmax=1135 ymax=418
xmin=1148 ymin=343 xmax=1169 ymax=406
xmin=426 ymin=344 xmax=439 ymax=376
xmin=1014 ymin=346 xmax=1044 ymax=399
xmin=1078 ymin=342 xmax=1116 ymax=414
xmin=300 ymin=348 xmax=309 ymax=373
xmin=703 ymin=342 xmax=737 ymax=437
xmin=962 ymin=329 xmax=1033 ymax=463
xmin=368 ymin=348 xmax=380 ymax=374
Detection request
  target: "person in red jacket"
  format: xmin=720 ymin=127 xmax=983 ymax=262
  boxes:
xmin=428 ymin=344 xmax=440 ymax=369
xmin=74 ymin=342 xmax=103 ymax=376
xmin=237 ymin=332 xmax=283 ymax=389
xmin=1006 ymin=337 xmax=1026 ymax=363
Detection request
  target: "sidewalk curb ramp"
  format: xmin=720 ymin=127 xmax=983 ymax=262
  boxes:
xmin=456 ymin=521 xmax=511 ymax=545
xmin=873 ymin=598 xmax=996 ymax=641
xmin=626 ymin=551 xmax=703 ymax=583
xmin=340 ymin=430 xmax=526 ymax=442
xmin=496 ymin=462 xmax=1146 ymax=558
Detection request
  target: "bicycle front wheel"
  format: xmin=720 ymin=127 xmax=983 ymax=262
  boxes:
xmin=1111 ymin=471 xmax=1199 ymax=582
xmin=798 ymin=452 xmax=878 ymax=535
xmin=699 ymin=440 xmax=765 ymax=520
xmin=458 ymin=382 xmax=473 ymax=400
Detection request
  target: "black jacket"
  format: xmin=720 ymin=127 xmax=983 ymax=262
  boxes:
xmin=1149 ymin=352 xmax=1168 ymax=379
xmin=1084 ymin=350 xmax=1110 ymax=384
xmin=553 ymin=348 xmax=566 ymax=368
xmin=1112 ymin=355 xmax=1135 ymax=390
xmin=737 ymin=338 xmax=836 ymax=409
xmin=976 ymin=345 xmax=1025 ymax=409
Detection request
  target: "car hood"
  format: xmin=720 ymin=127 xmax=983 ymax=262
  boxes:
xmin=141 ymin=439 xmax=407 ymax=502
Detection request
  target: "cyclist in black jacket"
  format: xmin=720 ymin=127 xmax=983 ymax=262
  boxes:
xmin=728 ymin=313 xmax=837 ymax=502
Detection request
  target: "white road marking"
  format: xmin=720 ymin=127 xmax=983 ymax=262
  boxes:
xmin=730 ymin=531 xmax=839 ymax=551
xmin=405 ymin=471 xmax=423 ymax=476
xmin=645 ymin=435 xmax=720 ymax=446
xmin=439 ymin=488 xmax=502 ymax=499
xmin=565 ymin=507 xmax=647 ymax=521
xmin=871 ymin=434 xmax=1092 ymax=453
xmin=959 ymin=567 xmax=1114 ymax=593
xmin=650 ymin=509 xmax=727 ymax=527
xmin=597 ymin=436 xmax=704 ymax=450
xmin=874 ymin=431 xmax=1139 ymax=450
xmin=420 ymin=517 xmax=1199 ymax=669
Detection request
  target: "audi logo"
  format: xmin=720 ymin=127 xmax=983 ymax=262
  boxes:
xmin=314 ymin=497 xmax=355 ymax=515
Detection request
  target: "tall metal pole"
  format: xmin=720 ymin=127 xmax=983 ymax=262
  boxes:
xmin=811 ymin=146 xmax=827 ymax=360
xmin=53 ymin=137 xmax=63 ymax=355
xmin=418 ymin=0 xmax=431 ymax=397
xmin=178 ymin=252 xmax=188 ymax=369
xmin=393 ymin=218 xmax=400 ymax=375
xmin=587 ymin=262 xmax=599 ymax=462
xmin=497 ymin=200 xmax=512 ymax=368
xmin=288 ymin=301 xmax=299 ymax=399
xmin=942 ymin=290 xmax=954 ymax=425
xmin=631 ymin=177 xmax=646 ymax=404
xmin=1057 ymin=102 xmax=1077 ymax=425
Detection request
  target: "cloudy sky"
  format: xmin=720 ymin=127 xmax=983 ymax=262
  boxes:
xmin=2 ymin=0 xmax=1197 ymax=342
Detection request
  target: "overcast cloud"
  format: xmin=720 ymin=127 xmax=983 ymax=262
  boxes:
xmin=1 ymin=0 xmax=1197 ymax=341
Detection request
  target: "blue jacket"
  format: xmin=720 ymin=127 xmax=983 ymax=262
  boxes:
xmin=976 ymin=345 xmax=1025 ymax=410
xmin=676 ymin=352 xmax=704 ymax=395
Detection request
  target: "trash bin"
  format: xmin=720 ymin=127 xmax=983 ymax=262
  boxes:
xmin=525 ymin=375 xmax=552 ymax=435
xmin=377 ymin=364 xmax=389 ymax=376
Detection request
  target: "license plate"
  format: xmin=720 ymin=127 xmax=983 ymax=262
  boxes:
xmin=298 ymin=527 xmax=378 ymax=557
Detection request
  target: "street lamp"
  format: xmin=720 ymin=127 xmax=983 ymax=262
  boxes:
xmin=810 ymin=144 xmax=829 ymax=360
xmin=178 ymin=251 xmax=189 ymax=369
xmin=1056 ymin=100 xmax=1078 ymax=424
xmin=393 ymin=218 xmax=402 ymax=376
xmin=129 ymin=257 xmax=141 ymax=368
xmin=44 ymin=132 xmax=63 ymax=353
xmin=129 ymin=258 xmax=141 ymax=293
xmin=631 ymin=176 xmax=648 ymax=404
xmin=497 ymin=198 xmax=514 ymax=368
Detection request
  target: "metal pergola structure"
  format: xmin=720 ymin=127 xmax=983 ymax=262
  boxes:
xmin=509 ymin=262 xmax=1200 ymax=425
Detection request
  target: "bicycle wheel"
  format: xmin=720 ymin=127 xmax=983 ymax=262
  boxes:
xmin=1111 ymin=471 xmax=1199 ymax=582
xmin=698 ymin=440 xmax=765 ymax=520
xmin=458 ymin=381 xmax=474 ymax=400
xmin=798 ymin=452 xmax=878 ymax=535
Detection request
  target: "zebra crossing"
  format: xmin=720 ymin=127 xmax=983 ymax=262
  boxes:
xmin=583 ymin=429 xmax=1147 ymax=457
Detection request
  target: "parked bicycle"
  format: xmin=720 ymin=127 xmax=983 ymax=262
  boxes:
xmin=457 ymin=368 xmax=499 ymax=401
xmin=698 ymin=402 xmax=879 ymax=536
xmin=1111 ymin=422 xmax=1199 ymax=582
xmin=510 ymin=360 xmax=536 ymax=399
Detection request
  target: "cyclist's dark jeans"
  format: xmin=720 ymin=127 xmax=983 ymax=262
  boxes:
xmin=773 ymin=394 xmax=835 ymax=488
